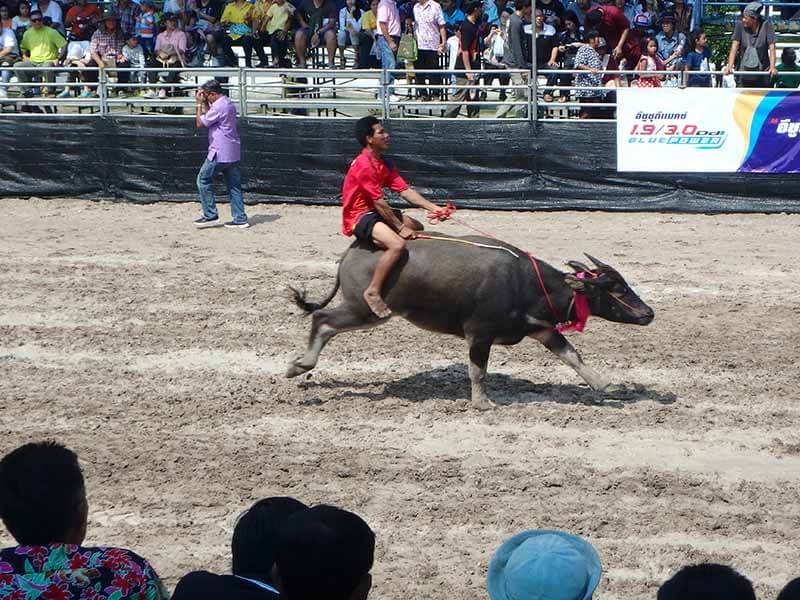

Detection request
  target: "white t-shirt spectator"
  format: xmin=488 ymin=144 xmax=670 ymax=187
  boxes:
xmin=1 ymin=27 xmax=19 ymax=55
xmin=11 ymin=15 xmax=31 ymax=31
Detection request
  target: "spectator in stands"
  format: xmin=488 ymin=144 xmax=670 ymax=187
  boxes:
xmin=87 ymin=11 xmax=130 ymax=95
xmin=657 ymin=564 xmax=756 ymax=600
xmin=122 ymin=34 xmax=145 ymax=90
xmin=565 ymin=0 xmax=593 ymax=33
xmin=538 ymin=0 xmax=565 ymax=28
xmin=262 ymin=0 xmax=294 ymax=67
xmin=358 ymin=0 xmax=379 ymax=67
xmin=444 ymin=0 xmax=481 ymax=117
xmin=219 ymin=0 xmax=253 ymax=66
xmin=15 ymin=9 xmax=66 ymax=96
xmin=487 ymin=529 xmax=602 ymax=600
xmin=724 ymin=1 xmax=776 ymax=88
xmin=248 ymin=0 xmax=273 ymax=67
xmin=164 ymin=0 xmax=197 ymax=29
xmin=774 ymin=47 xmax=800 ymax=87
xmin=635 ymin=35 xmax=664 ymax=85
xmin=0 ymin=22 xmax=19 ymax=97
xmin=294 ymin=0 xmax=338 ymax=68
xmin=196 ymin=0 xmax=223 ymax=60
xmin=172 ymin=497 xmax=308 ymax=600
xmin=441 ymin=0 xmax=463 ymax=38
xmin=614 ymin=0 xmax=636 ymax=29
xmin=672 ymin=0 xmax=691 ymax=34
xmin=483 ymin=14 xmax=510 ymax=100
xmin=148 ymin=12 xmax=186 ymax=97
xmin=273 ymin=505 xmax=375 ymax=600
xmin=573 ymin=28 xmax=603 ymax=118
xmin=0 ymin=5 xmax=11 ymax=31
xmin=32 ymin=0 xmax=62 ymax=33
xmin=57 ymin=38 xmax=93 ymax=96
xmin=194 ymin=79 xmax=249 ymax=228
xmin=554 ymin=11 xmax=584 ymax=100
xmin=496 ymin=0 xmax=530 ymax=117
xmin=0 ymin=441 xmax=169 ymax=600
xmin=534 ymin=8 xmax=560 ymax=101
xmin=112 ymin=0 xmax=139 ymax=40
xmin=338 ymin=0 xmax=361 ymax=67
xmin=413 ymin=0 xmax=445 ymax=99
xmin=683 ymin=28 xmax=710 ymax=86
xmin=655 ymin=14 xmax=685 ymax=69
xmin=64 ymin=0 xmax=99 ymax=41
xmin=635 ymin=0 xmax=657 ymax=36
xmin=136 ymin=0 xmax=157 ymax=57
xmin=374 ymin=0 xmax=400 ymax=92
xmin=778 ymin=577 xmax=800 ymax=600
xmin=586 ymin=2 xmax=638 ymax=67
xmin=12 ymin=1 xmax=32 ymax=38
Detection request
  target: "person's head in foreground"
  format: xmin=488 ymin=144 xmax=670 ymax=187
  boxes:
xmin=0 ymin=440 xmax=88 ymax=546
xmin=487 ymin=530 xmax=602 ymax=600
xmin=274 ymin=504 xmax=375 ymax=600
xmin=200 ymin=78 xmax=226 ymax=102
xmin=232 ymin=496 xmax=309 ymax=584
xmin=778 ymin=577 xmax=800 ymax=600
xmin=657 ymin=563 xmax=756 ymax=600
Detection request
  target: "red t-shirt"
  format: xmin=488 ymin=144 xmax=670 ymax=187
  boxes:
xmin=341 ymin=148 xmax=409 ymax=236
xmin=586 ymin=5 xmax=639 ymax=63
xmin=66 ymin=4 xmax=101 ymax=38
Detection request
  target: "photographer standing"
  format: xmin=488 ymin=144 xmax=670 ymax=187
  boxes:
xmin=194 ymin=79 xmax=249 ymax=229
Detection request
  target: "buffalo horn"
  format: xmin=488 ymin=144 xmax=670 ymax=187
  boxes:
xmin=584 ymin=253 xmax=609 ymax=269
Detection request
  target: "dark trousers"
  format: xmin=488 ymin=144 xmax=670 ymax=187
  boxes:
xmin=269 ymin=32 xmax=289 ymax=63
xmin=243 ymin=31 xmax=269 ymax=66
xmin=415 ymin=49 xmax=441 ymax=98
xmin=358 ymin=32 xmax=379 ymax=68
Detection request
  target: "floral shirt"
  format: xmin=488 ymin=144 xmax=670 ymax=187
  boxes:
xmin=573 ymin=44 xmax=602 ymax=97
xmin=0 ymin=544 xmax=169 ymax=600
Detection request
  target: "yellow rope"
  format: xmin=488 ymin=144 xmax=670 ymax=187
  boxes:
xmin=418 ymin=234 xmax=520 ymax=258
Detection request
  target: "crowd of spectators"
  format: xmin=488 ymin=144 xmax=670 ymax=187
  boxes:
xmin=0 ymin=0 xmax=797 ymax=110
xmin=1 ymin=440 xmax=799 ymax=600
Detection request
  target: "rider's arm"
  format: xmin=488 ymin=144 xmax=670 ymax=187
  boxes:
xmin=400 ymin=187 xmax=441 ymax=214
xmin=373 ymin=198 xmax=404 ymax=231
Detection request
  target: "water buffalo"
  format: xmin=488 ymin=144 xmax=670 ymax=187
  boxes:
xmin=287 ymin=234 xmax=654 ymax=408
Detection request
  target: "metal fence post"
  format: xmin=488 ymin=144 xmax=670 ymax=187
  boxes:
xmin=239 ymin=68 xmax=248 ymax=118
xmin=382 ymin=66 xmax=390 ymax=119
xmin=99 ymin=68 xmax=108 ymax=116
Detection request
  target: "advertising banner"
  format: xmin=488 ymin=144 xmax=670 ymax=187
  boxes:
xmin=617 ymin=88 xmax=800 ymax=173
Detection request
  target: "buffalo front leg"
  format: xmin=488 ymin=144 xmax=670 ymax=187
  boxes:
xmin=530 ymin=328 xmax=610 ymax=391
xmin=286 ymin=306 xmax=377 ymax=378
xmin=467 ymin=338 xmax=495 ymax=410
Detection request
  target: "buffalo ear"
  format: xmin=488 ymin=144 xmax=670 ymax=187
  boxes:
xmin=566 ymin=260 xmax=592 ymax=273
xmin=564 ymin=274 xmax=586 ymax=291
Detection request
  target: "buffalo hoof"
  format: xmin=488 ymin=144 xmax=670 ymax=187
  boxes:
xmin=602 ymin=383 xmax=627 ymax=396
xmin=472 ymin=398 xmax=496 ymax=411
xmin=286 ymin=360 xmax=313 ymax=378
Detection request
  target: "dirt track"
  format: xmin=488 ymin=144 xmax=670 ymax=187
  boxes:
xmin=1 ymin=198 xmax=799 ymax=599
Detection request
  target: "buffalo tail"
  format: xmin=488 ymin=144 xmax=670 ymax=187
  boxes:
xmin=290 ymin=242 xmax=353 ymax=314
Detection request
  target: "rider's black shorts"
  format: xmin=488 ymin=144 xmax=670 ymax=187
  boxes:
xmin=353 ymin=209 xmax=403 ymax=244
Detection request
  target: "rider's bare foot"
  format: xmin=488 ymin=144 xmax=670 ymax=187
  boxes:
xmin=363 ymin=289 xmax=392 ymax=318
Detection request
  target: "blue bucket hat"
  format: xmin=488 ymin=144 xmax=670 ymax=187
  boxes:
xmin=487 ymin=530 xmax=602 ymax=600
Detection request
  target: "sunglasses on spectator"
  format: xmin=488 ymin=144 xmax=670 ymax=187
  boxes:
xmin=31 ymin=17 xmax=42 ymax=21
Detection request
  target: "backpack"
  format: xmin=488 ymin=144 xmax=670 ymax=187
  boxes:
xmin=739 ymin=22 xmax=766 ymax=71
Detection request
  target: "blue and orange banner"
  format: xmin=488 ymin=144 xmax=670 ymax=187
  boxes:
xmin=617 ymin=88 xmax=800 ymax=173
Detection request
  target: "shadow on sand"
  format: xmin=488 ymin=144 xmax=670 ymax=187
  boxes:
xmin=297 ymin=364 xmax=677 ymax=408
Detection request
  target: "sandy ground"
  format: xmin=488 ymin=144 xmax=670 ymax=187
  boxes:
xmin=1 ymin=198 xmax=799 ymax=599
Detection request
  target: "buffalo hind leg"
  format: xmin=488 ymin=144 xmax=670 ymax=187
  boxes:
xmin=529 ymin=329 xmax=610 ymax=392
xmin=467 ymin=338 xmax=495 ymax=410
xmin=286 ymin=306 xmax=378 ymax=378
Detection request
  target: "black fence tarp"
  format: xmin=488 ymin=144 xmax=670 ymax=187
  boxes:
xmin=3 ymin=117 xmax=799 ymax=212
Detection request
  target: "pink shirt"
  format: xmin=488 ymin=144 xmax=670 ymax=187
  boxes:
xmin=377 ymin=0 xmax=400 ymax=36
xmin=155 ymin=28 xmax=187 ymax=52
xmin=413 ymin=0 xmax=445 ymax=51
xmin=200 ymin=95 xmax=241 ymax=163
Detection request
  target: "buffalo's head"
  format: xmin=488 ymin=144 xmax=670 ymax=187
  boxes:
xmin=564 ymin=254 xmax=654 ymax=325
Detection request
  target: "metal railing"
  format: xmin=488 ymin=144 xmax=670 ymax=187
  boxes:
xmin=0 ymin=65 xmax=793 ymax=121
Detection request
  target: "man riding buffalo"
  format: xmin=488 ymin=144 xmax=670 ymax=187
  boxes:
xmin=342 ymin=116 xmax=451 ymax=319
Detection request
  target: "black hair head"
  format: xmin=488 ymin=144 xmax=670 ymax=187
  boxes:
xmin=0 ymin=441 xmax=86 ymax=546
xmin=232 ymin=497 xmax=308 ymax=583
xmin=354 ymin=115 xmax=381 ymax=147
xmin=657 ymin=564 xmax=756 ymax=600
xmin=275 ymin=505 xmax=375 ymax=600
